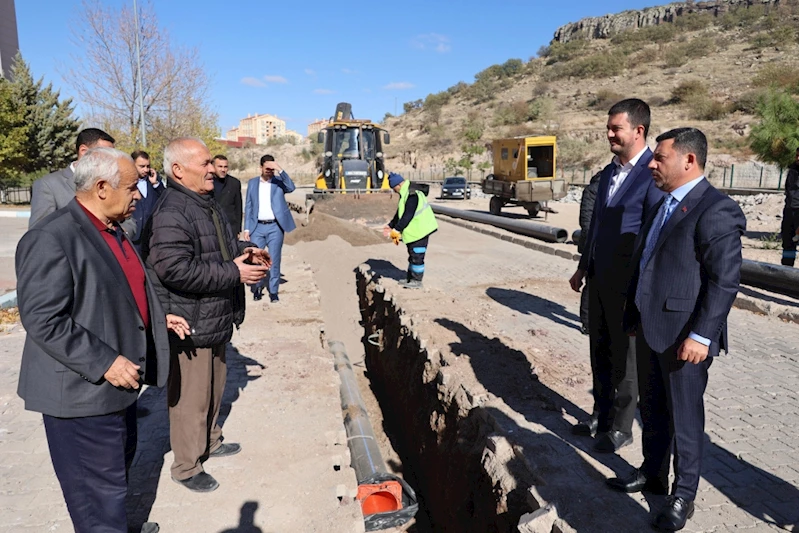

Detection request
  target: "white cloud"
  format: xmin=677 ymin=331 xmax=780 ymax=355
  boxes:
xmin=314 ymin=88 xmax=334 ymax=95
xmin=304 ymin=68 xmax=315 ymax=76
xmin=411 ymin=33 xmax=451 ymax=53
xmin=341 ymin=68 xmax=358 ymax=75
xmin=241 ymin=77 xmax=267 ymax=88
xmin=264 ymin=75 xmax=288 ymax=84
xmin=383 ymin=82 xmax=415 ymax=90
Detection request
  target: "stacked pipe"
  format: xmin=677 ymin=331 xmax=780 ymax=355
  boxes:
xmin=431 ymin=204 xmax=569 ymax=243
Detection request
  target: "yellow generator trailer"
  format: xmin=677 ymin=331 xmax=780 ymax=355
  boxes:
xmin=315 ymin=102 xmax=391 ymax=192
xmin=482 ymin=136 xmax=566 ymax=217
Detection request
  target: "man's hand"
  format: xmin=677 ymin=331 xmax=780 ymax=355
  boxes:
xmin=390 ymin=229 xmax=401 ymax=245
xmin=263 ymin=161 xmax=283 ymax=173
xmin=104 ymin=355 xmax=141 ymax=389
xmin=242 ymin=230 xmax=250 ymax=241
xmin=382 ymin=225 xmax=392 ymax=237
xmin=677 ymin=338 xmax=709 ymax=364
xmin=166 ymin=314 xmax=191 ymax=340
xmin=233 ymin=253 xmax=269 ymax=284
xmin=243 ymin=247 xmax=272 ymax=268
xmin=569 ymin=269 xmax=586 ymax=292
xmin=148 ymin=169 xmax=159 ymax=185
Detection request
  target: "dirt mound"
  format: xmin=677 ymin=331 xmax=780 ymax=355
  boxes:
xmin=286 ymin=211 xmax=387 ymax=247
xmin=311 ymin=194 xmax=397 ymax=226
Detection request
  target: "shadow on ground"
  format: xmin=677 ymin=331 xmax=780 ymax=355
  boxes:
xmin=486 ymin=287 xmax=582 ymax=332
xmin=218 ymin=501 xmax=264 ymax=533
xmin=126 ymin=343 xmax=262 ymax=530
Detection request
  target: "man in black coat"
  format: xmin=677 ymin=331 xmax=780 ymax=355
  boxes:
xmin=212 ymin=154 xmax=243 ymax=235
xmin=578 ymin=171 xmax=602 ymax=334
xmin=608 ymin=128 xmax=745 ymax=531
xmin=781 ymin=147 xmax=799 ymax=266
xmin=16 ymin=147 xmax=189 ymax=533
xmin=130 ymin=149 xmax=164 ymax=252
xmin=144 ymin=138 xmax=270 ymax=493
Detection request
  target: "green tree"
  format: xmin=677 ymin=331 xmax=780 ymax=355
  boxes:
xmin=749 ymin=89 xmax=799 ymax=168
xmin=0 ymin=80 xmax=30 ymax=187
xmin=9 ymin=53 xmax=79 ymax=173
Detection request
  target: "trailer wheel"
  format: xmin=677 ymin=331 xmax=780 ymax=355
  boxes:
xmin=526 ymin=202 xmax=541 ymax=218
xmin=489 ymin=196 xmax=503 ymax=216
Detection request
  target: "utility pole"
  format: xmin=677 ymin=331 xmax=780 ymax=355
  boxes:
xmin=133 ymin=0 xmax=146 ymax=147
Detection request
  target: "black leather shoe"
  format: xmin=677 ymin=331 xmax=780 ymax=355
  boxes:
xmin=269 ymin=293 xmax=280 ymax=303
xmin=572 ymin=416 xmax=599 ymax=437
xmin=208 ymin=442 xmax=241 ymax=458
xmin=253 ymin=289 xmax=263 ymax=301
xmin=172 ymin=471 xmax=219 ymax=492
xmin=594 ymin=430 xmax=633 ymax=453
xmin=580 ymin=325 xmax=589 ymax=335
xmin=139 ymin=523 xmax=160 ymax=533
xmin=653 ymin=496 xmax=694 ymax=531
xmin=606 ymin=468 xmax=667 ymax=495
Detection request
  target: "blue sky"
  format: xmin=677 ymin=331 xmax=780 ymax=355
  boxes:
xmin=15 ymin=0 xmax=657 ymax=136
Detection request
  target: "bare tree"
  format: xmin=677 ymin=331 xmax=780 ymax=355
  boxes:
xmin=66 ymin=0 xmax=222 ymax=163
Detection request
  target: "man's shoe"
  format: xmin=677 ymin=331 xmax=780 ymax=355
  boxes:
xmin=269 ymin=294 xmax=280 ymax=303
xmin=606 ymin=468 xmax=667 ymax=495
xmin=172 ymin=471 xmax=219 ymax=492
xmin=653 ymin=496 xmax=694 ymax=531
xmin=253 ymin=289 xmax=263 ymax=301
xmin=140 ymin=523 xmax=160 ymax=533
xmin=594 ymin=430 xmax=633 ymax=453
xmin=403 ymin=279 xmax=423 ymax=289
xmin=572 ymin=416 xmax=599 ymax=437
xmin=208 ymin=442 xmax=241 ymax=458
xmin=580 ymin=325 xmax=589 ymax=335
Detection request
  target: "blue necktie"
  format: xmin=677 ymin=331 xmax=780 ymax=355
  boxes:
xmin=636 ymin=195 xmax=674 ymax=309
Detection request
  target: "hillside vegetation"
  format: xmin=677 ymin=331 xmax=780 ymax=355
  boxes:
xmin=380 ymin=2 xmax=799 ymax=178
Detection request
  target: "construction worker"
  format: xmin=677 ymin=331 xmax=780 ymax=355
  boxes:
xmin=781 ymin=147 xmax=799 ymax=266
xmin=383 ymin=172 xmax=438 ymax=289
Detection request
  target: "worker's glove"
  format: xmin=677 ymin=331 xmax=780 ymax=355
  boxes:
xmin=390 ymin=229 xmax=401 ymax=245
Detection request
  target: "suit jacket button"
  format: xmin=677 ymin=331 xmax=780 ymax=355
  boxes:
xmin=138 ymin=326 xmax=145 ymax=331
xmin=139 ymin=357 xmax=146 ymax=362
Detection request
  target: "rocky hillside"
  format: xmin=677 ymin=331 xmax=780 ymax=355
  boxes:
xmin=375 ymin=0 xmax=799 ymax=181
xmin=553 ymin=0 xmax=781 ymax=43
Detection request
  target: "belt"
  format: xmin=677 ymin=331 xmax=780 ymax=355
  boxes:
xmin=258 ymin=219 xmax=276 ymax=224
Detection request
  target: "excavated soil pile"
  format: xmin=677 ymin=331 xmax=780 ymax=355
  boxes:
xmin=285 ymin=210 xmax=386 ymax=247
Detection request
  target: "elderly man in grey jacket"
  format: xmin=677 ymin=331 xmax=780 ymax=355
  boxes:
xmin=16 ymin=147 xmax=189 ymax=533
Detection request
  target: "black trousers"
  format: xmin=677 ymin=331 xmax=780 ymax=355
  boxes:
xmin=588 ymin=279 xmax=638 ymax=434
xmin=43 ymin=402 xmax=137 ymax=533
xmin=781 ymin=207 xmax=799 ymax=266
xmin=406 ymin=235 xmax=429 ymax=282
xmin=637 ymin=334 xmax=711 ymax=500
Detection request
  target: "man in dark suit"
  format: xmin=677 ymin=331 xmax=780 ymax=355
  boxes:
xmin=16 ymin=147 xmax=190 ymax=533
xmin=130 ymin=150 xmax=164 ymax=252
xmin=244 ymin=154 xmax=296 ymax=302
xmin=212 ymin=154 xmax=243 ymax=235
xmin=607 ymin=128 xmax=745 ymax=531
xmin=569 ymin=99 xmax=664 ymax=453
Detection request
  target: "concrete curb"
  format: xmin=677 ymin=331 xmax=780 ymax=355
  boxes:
xmin=0 ymin=210 xmax=30 ymax=218
xmin=0 ymin=290 xmax=17 ymax=309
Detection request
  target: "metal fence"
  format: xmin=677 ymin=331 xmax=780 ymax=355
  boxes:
xmin=1 ymin=187 xmax=32 ymax=204
xmin=559 ymin=161 xmax=788 ymax=190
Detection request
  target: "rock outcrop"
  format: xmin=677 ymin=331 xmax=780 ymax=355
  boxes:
xmin=553 ymin=0 xmax=781 ymax=43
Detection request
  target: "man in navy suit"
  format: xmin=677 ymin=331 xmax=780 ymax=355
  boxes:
xmin=569 ymin=99 xmax=664 ymax=453
xmin=130 ymin=150 xmax=164 ymax=252
xmin=607 ymin=128 xmax=745 ymax=531
xmin=244 ymin=155 xmax=296 ymax=302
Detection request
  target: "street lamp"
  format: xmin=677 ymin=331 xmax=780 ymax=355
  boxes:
xmin=133 ymin=0 xmax=146 ymax=147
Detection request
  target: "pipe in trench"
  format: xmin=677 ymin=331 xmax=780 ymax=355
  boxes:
xmin=572 ymin=228 xmax=799 ymax=299
xmin=329 ymin=340 xmax=418 ymax=530
xmin=431 ymin=204 xmax=569 ymax=243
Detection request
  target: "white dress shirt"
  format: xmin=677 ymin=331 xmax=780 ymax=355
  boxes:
xmin=606 ymin=146 xmax=648 ymax=203
xmin=257 ymin=179 xmax=274 ymax=221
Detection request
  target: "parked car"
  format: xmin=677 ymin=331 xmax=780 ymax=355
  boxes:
xmin=441 ymin=176 xmax=471 ymax=200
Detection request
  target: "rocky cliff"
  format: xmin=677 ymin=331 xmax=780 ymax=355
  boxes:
xmin=553 ymin=0 xmax=780 ymax=43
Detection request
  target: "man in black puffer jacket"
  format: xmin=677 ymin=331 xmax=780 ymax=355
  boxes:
xmin=143 ymin=138 xmax=270 ymax=493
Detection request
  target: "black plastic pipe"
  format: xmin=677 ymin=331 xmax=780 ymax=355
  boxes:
xmin=431 ymin=204 xmax=569 ymax=243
